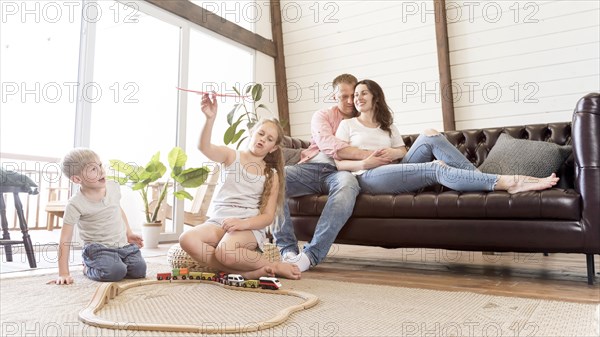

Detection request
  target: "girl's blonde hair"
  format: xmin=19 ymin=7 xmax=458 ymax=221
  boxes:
xmin=253 ymin=119 xmax=286 ymax=215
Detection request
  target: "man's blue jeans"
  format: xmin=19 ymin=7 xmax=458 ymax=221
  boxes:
xmin=274 ymin=163 xmax=359 ymax=266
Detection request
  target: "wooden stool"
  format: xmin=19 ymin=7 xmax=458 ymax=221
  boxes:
xmin=45 ymin=201 xmax=66 ymax=231
xmin=0 ymin=186 xmax=37 ymax=268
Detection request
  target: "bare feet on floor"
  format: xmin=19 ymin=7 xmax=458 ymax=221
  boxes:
xmin=504 ymin=173 xmax=559 ymax=194
xmin=265 ymin=262 xmax=302 ymax=280
xmin=241 ymin=262 xmax=302 ymax=280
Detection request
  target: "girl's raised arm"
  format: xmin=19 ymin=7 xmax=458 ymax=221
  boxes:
xmin=198 ymin=93 xmax=236 ymax=165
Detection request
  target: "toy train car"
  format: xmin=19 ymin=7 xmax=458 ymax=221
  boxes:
xmin=157 ymin=268 xmax=282 ymax=290
xmin=156 ymin=268 xmax=216 ymax=281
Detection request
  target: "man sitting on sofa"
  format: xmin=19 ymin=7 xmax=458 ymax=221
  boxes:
xmin=274 ymin=74 xmax=392 ymax=271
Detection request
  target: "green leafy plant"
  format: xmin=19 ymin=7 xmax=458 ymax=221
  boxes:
xmin=224 ymin=83 xmax=270 ymax=148
xmin=108 ymin=147 xmax=210 ymax=224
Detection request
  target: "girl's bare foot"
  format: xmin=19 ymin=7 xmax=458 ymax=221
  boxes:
xmin=240 ymin=262 xmax=302 ymax=280
xmin=265 ymin=262 xmax=302 ymax=280
xmin=503 ymin=173 xmax=559 ymax=194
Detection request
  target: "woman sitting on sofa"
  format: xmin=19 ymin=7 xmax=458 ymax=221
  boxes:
xmin=334 ymin=79 xmax=559 ymax=194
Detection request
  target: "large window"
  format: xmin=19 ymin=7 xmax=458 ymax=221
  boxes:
xmin=89 ymin=1 xmax=181 ymax=232
xmin=89 ymin=2 xmax=179 ymax=164
xmin=185 ymin=28 xmax=254 ymax=164
xmin=0 ymin=0 xmax=257 ymax=241
xmin=0 ymin=2 xmax=81 ymax=157
xmin=183 ymin=27 xmax=254 ymax=220
xmin=0 ymin=3 xmax=82 ymax=234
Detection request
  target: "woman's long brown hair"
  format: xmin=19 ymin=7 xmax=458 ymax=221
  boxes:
xmin=355 ymin=79 xmax=394 ymax=137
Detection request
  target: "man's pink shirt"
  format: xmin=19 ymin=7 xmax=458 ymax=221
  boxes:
xmin=298 ymin=106 xmax=351 ymax=164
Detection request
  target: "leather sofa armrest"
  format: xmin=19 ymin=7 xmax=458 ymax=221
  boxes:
xmin=572 ymin=92 xmax=600 ymax=252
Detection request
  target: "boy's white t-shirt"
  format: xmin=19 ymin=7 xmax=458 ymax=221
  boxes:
xmin=335 ymin=117 xmax=405 ymax=175
xmin=63 ymin=180 xmax=128 ymax=247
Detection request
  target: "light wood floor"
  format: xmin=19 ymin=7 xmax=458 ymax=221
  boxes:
xmin=301 ymin=244 xmax=600 ymax=304
xmin=2 ymin=232 xmax=598 ymax=304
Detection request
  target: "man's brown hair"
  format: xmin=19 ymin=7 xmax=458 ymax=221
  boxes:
xmin=332 ymin=74 xmax=358 ymax=88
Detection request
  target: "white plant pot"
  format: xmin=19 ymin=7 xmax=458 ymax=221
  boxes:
xmin=142 ymin=223 xmax=162 ymax=249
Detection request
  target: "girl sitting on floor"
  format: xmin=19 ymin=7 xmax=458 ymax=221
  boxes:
xmin=179 ymin=93 xmax=301 ymax=280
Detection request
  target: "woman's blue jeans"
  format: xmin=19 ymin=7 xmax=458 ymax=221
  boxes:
xmin=358 ymin=134 xmax=498 ymax=194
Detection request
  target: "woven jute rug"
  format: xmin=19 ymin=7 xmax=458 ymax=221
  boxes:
xmin=1 ymin=261 xmax=598 ymax=337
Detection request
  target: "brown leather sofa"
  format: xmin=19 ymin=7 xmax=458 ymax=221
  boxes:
xmin=283 ymin=93 xmax=600 ymax=284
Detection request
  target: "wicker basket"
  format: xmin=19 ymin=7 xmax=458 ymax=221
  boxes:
xmin=167 ymin=242 xmax=281 ymax=272
xmin=260 ymin=242 xmax=281 ymax=263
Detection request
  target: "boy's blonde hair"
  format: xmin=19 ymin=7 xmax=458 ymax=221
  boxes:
xmin=61 ymin=148 xmax=100 ymax=179
xmin=252 ymin=119 xmax=286 ymax=215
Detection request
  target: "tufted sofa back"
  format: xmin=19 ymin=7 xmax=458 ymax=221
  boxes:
xmin=283 ymin=122 xmax=574 ymax=189
xmin=403 ymin=122 xmax=574 ymax=189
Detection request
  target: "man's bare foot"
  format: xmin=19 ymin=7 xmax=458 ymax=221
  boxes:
xmin=503 ymin=173 xmax=559 ymax=194
xmin=265 ymin=262 xmax=302 ymax=280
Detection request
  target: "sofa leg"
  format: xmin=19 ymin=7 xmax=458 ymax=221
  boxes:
xmin=586 ymin=254 xmax=595 ymax=285
xmin=543 ymin=253 xmax=549 ymax=256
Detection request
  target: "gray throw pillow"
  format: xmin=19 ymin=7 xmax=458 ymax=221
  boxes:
xmin=478 ymin=133 xmax=572 ymax=178
xmin=282 ymin=148 xmax=302 ymax=166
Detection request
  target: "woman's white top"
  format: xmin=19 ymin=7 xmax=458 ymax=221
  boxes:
xmin=335 ymin=117 xmax=405 ymax=175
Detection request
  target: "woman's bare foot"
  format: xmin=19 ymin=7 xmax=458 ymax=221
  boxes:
xmin=501 ymin=173 xmax=559 ymax=194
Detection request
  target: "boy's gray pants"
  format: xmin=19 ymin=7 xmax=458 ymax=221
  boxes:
xmin=82 ymin=243 xmax=146 ymax=282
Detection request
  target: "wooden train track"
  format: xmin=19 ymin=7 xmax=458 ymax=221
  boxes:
xmin=79 ymin=279 xmax=319 ymax=334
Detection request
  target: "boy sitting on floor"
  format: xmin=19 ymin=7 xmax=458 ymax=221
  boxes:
xmin=52 ymin=148 xmax=146 ymax=285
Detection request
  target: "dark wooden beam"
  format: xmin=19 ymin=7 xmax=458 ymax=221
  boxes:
xmin=434 ymin=0 xmax=456 ymax=131
xmin=269 ymin=0 xmax=291 ymax=136
xmin=145 ymin=0 xmax=276 ymax=57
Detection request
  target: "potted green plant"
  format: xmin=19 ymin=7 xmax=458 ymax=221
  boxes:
xmin=224 ymin=83 xmax=270 ymax=148
xmin=108 ymin=147 xmax=209 ymax=248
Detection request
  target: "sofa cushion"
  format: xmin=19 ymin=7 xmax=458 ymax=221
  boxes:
xmin=478 ymin=133 xmax=572 ymax=178
xmin=282 ymin=148 xmax=302 ymax=166
xmin=288 ymin=189 xmax=580 ymax=220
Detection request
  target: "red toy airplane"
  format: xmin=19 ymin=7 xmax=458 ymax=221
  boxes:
xmin=176 ymin=87 xmax=248 ymax=98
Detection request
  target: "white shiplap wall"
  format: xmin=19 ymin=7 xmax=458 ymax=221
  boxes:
xmin=448 ymin=0 xmax=600 ymax=130
xmin=281 ymin=1 xmax=442 ymax=139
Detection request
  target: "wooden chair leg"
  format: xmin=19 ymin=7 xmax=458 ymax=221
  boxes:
xmin=14 ymin=194 xmax=36 ymax=268
xmin=0 ymin=195 xmax=13 ymax=262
